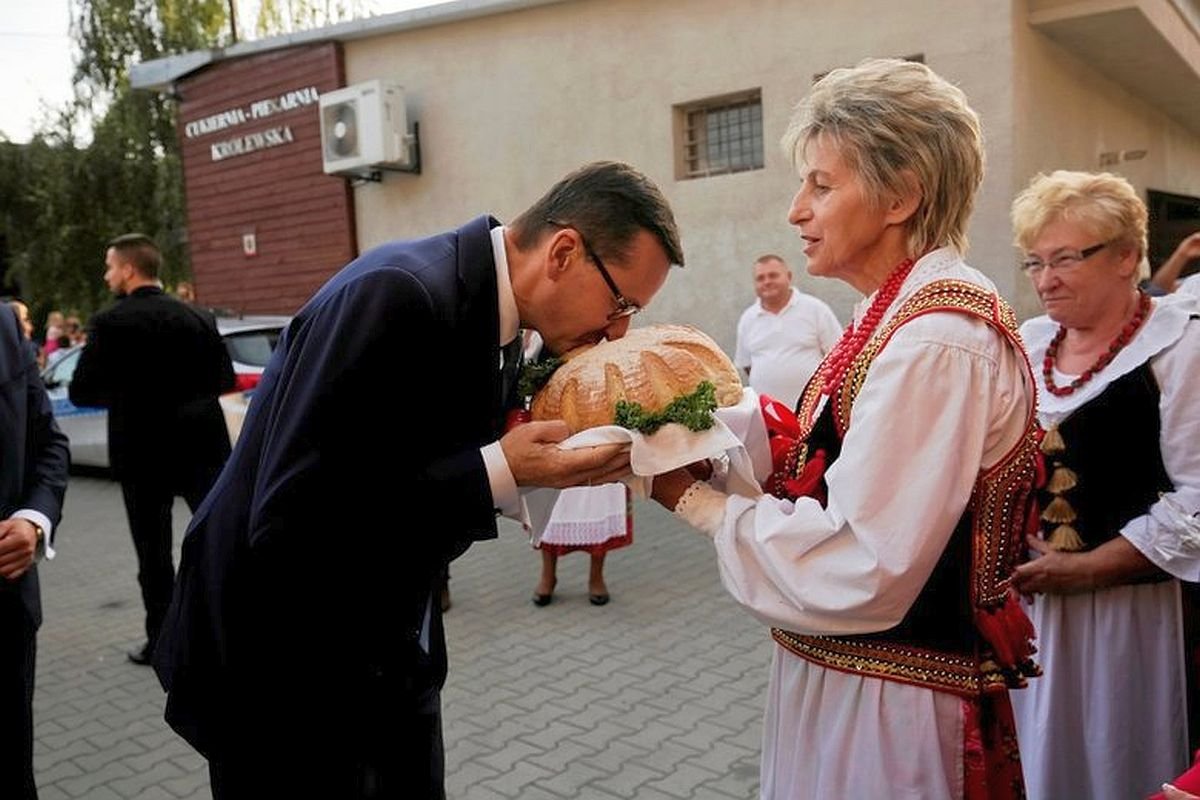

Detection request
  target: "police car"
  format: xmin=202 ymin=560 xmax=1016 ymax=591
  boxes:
xmin=42 ymin=315 xmax=290 ymax=469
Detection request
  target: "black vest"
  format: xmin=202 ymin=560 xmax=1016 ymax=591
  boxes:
xmin=1039 ymin=363 xmax=1174 ymax=549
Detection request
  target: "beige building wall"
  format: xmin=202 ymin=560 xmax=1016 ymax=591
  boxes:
xmin=343 ymin=0 xmax=1199 ymax=350
xmin=1011 ymin=0 xmax=1200 ymax=316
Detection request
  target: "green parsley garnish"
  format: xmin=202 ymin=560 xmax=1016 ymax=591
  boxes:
xmin=517 ymin=357 xmax=564 ymax=400
xmin=613 ymin=381 xmax=718 ymax=435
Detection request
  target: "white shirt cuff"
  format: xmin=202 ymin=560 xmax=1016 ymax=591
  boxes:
xmin=12 ymin=509 xmax=54 ymax=560
xmin=481 ymin=441 xmax=521 ymax=517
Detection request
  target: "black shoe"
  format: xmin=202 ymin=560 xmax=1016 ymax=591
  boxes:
xmin=589 ymin=594 xmax=610 ymax=606
xmin=532 ymin=591 xmax=553 ymax=607
xmin=127 ymin=642 xmax=154 ymax=666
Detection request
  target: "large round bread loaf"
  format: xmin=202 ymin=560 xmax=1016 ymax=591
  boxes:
xmin=530 ymin=324 xmax=742 ymax=434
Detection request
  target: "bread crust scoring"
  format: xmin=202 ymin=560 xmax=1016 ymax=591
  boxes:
xmin=530 ymin=324 xmax=742 ymax=433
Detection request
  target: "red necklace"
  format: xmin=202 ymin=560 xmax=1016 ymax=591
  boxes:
xmin=815 ymin=258 xmax=915 ymax=395
xmin=1042 ymin=289 xmax=1151 ymax=397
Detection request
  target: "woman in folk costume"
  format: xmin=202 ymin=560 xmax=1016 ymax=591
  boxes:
xmin=517 ymin=330 xmax=632 ymax=606
xmin=649 ymin=58 xmax=1042 ymax=799
xmin=531 ymin=482 xmax=631 ymax=606
xmin=1008 ymin=171 xmax=1200 ymax=800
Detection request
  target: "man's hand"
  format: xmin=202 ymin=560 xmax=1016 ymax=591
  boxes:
xmin=0 ymin=518 xmax=40 ymax=581
xmin=500 ymin=420 xmax=631 ymax=489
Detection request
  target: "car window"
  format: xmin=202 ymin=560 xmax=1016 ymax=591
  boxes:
xmin=44 ymin=348 xmax=80 ymax=385
xmin=223 ymin=329 xmax=281 ymax=368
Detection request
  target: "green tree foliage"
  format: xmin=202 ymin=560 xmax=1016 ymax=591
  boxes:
xmin=255 ymin=0 xmax=364 ymax=39
xmin=2 ymin=0 xmax=230 ymax=327
xmin=2 ymin=0 xmax=361 ymax=328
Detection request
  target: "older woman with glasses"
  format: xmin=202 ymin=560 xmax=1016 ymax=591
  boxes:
xmin=1009 ymin=170 xmax=1200 ymax=800
xmin=649 ymin=58 xmax=1042 ymax=799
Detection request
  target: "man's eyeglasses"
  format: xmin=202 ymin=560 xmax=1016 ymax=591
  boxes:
xmin=1021 ymin=241 xmax=1108 ymax=277
xmin=547 ymin=220 xmax=641 ymax=321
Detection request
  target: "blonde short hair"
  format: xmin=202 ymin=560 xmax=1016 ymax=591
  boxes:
xmin=782 ymin=58 xmax=984 ymax=257
xmin=1010 ymin=170 xmax=1148 ymax=277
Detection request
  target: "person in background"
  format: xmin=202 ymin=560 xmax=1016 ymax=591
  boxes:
xmin=523 ymin=331 xmax=631 ymax=607
xmin=734 ymin=253 xmax=842 ymax=409
xmin=5 ymin=299 xmax=40 ymax=366
xmin=151 ymin=161 xmax=683 ymax=799
xmin=649 ymin=58 xmax=1041 ymax=799
xmin=41 ymin=310 xmax=65 ymax=363
xmin=7 ymin=300 xmax=33 ymax=342
xmin=1009 ymin=170 xmax=1200 ymax=800
xmin=174 ymin=281 xmax=196 ymax=305
xmin=0 ymin=303 xmax=70 ymax=800
xmin=63 ymin=315 xmax=85 ymax=347
xmin=1147 ymin=231 xmax=1200 ymax=296
xmin=68 ymin=233 xmax=235 ymax=668
xmin=532 ymin=484 xmax=631 ymax=606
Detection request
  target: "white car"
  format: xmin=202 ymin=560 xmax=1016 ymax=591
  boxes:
xmin=42 ymin=314 xmax=290 ymax=470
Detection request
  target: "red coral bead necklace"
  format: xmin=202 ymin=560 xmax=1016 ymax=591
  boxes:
xmin=815 ymin=257 xmax=916 ymax=396
xmin=1042 ymin=289 xmax=1151 ymax=397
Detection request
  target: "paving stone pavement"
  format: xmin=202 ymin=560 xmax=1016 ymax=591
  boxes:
xmin=34 ymin=474 xmax=770 ymax=798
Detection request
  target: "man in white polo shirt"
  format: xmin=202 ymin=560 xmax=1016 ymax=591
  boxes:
xmin=734 ymin=253 xmax=842 ymax=409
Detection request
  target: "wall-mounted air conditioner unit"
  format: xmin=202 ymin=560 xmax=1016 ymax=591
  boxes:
xmin=319 ymin=79 xmax=419 ymax=177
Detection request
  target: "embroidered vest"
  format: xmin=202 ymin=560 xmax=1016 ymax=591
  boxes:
xmin=1038 ymin=362 xmax=1173 ymax=553
xmin=770 ymin=280 xmax=1043 ymax=698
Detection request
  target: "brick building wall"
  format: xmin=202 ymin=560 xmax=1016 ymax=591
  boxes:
xmin=177 ymin=43 xmax=356 ymax=315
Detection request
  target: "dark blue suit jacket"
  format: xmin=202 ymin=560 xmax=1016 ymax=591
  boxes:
xmin=155 ymin=216 xmax=510 ymax=761
xmin=0 ymin=305 xmax=69 ymax=629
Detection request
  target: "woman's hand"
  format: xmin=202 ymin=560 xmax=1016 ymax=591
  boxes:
xmin=1012 ymin=536 xmax=1096 ymax=596
xmin=651 ymin=467 xmax=702 ymax=511
xmin=1013 ymin=534 xmax=1162 ymax=596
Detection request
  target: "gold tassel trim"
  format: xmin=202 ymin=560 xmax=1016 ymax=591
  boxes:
xmin=1041 ymin=495 xmax=1077 ymax=524
xmin=1041 ymin=425 xmax=1065 ymax=455
xmin=1046 ymin=465 xmax=1078 ymax=494
xmin=1047 ymin=524 xmax=1085 ymax=552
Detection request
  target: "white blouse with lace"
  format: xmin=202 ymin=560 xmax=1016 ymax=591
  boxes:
xmin=1010 ymin=291 xmax=1200 ymax=800
xmin=671 ymin=248 xmax=1034 ymax=799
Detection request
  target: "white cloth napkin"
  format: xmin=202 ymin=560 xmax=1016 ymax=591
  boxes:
xmin=559 ymin=388 xmax=768 ymax=494
xmin=522 ymin=389 xmax=771 ymax=545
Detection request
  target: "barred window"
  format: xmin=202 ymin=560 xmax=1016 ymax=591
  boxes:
xmin=676 ymin=90 xmax=763 ymax=179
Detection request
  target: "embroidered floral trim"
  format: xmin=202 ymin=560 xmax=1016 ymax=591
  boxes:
xmin=774 ymin=279 xmax=1043 ymax=693
xmin=771 ymin=629 xmax=1013 ymax=698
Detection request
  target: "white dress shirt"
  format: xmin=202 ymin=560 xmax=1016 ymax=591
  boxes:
xmin=480 ymin=225 xmax=522 ymax=516
xmin=734 ymin=287 xmax=842 ymax=409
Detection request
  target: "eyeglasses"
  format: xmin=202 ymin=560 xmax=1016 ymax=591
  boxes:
xmin=547 ymin=220 xmax=642 ymax=321
xmin=1021 ymin=241 xmax=1108 ymax=277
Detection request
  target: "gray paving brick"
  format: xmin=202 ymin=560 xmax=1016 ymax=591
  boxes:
xmin=478 ymin=760 xmax=556 ymax=797
xmin=34 ymin=479 xmax=767 ymax=798
xmin=58 ymin=760 xmax=134 ymax=797
xmin=589 ymin=760 xmax=668 ymax=798
xmin=108 ymin=761 xmax=188 ymax=796
xmin=646 ymin=760 xmax=724 ymax=798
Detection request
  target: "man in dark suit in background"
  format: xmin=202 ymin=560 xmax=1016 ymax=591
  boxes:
xmin=70 ymin=234 xmax=234 ymax=666
xmin=0 ymin=304 xmax=70 ymax=799
xmin=152 ymin=161 xmax=685 ymax=798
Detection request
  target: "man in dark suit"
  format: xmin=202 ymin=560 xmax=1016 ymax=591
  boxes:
xmin=0 ymin=304 xmax=69 ymax=799
xmin=70 ymin=234 xmax=235 ymax=666
xmin=152 ymin=161 xmax=685 ymax=798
